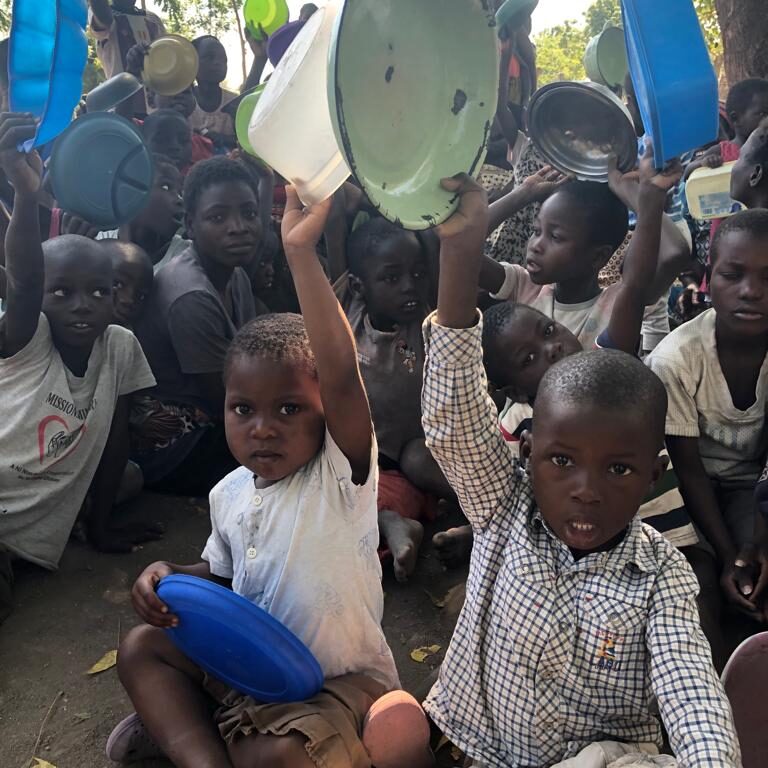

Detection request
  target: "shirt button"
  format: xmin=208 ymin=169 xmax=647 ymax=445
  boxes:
xmin=253 ymin=494 xmax=263 ymax=507
xmin=559 ymin=620 xmax=571 ymax=632
xmin=247 ymin=547 xmax=257 ymax=559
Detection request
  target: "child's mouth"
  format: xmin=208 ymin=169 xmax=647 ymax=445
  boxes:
xmin=564 ymin=519 xmax=600 ymax=546
xmin=401 ymin=300 xmax=420 ymax=312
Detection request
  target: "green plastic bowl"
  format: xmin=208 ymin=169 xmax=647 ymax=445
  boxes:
xmin=328 ymin=0 xmax=499 ymax=229
xmin=244 ymin=0 xmax=289 ymax=38
xmin=236 ymin=84 xmax=266 ymax=156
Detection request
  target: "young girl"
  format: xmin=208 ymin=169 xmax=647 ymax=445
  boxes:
xmin=108 ymin=188 xmax=432 ymax=768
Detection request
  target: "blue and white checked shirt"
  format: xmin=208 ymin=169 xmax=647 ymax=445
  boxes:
xmin=421 ymin=313 xmax=740 ymax=768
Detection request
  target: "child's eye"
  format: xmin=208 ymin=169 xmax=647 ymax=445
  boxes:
xmin=544 ymin=323 xmax=554 ymax=337
xmin=160 ymin=183 xmax=172 ymax=192
xmin=233 ymin=404 xmax=251 ymax=416
xmin=279 ymin=404 xmax=300 ymax=416
xmin=551 ymin=455 xmax=573 ymax=468
xmin=384 ymin=275 xmax=398 ymax=284
xmin=52 ymin=288 xmax=68 ymax=297
xmin=93 ymin=288 xmax=111 ymax=298
xmin=522 ymin=352 xmax=535 ymax=366
xmin=114 ymin=280 xmax=124 ymax=290
xmin=609 ymin=463 xmax=633 ymax=476
xmin=243 ymin=209 xmax=259 ymax=220
xmin=209 ymin=214 xmax=224 ymax=224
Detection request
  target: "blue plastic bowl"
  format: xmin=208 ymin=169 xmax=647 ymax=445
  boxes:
xmin=9 ymin=0 xmax=88 ymax=151
xmin=622 ymin=0 xmax=718 ymax=166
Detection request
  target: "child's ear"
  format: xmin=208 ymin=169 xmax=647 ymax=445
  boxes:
xmin=750 ymin=163 xmax=764 ymax=189
xmin=519 ymin=430 xmax=534 ymax=473
xmin=649 ymin=452 xmax=669 ymax=492
xmin=348 ymin=272 xmax=366 ymax=299
xmin=591 ymin=243 xmax=614 ymax=272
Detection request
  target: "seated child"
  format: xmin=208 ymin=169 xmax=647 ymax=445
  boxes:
xmin=435 ymin=148 xmax=697 ymax=568
xmin=108 ymin=187 xmax=432 ymax=768
xmin=142 ymin=109 xmax=193 ymax=174
xmin=338 ymin=216 xmax=454 ymax=581
xmin=731 ymin=114 xmax=768 ymax=210
xmin=132 ymin=157 xmax=262 ymax=497
xmin=648 ymin=209 xmax=768 ymax=669
xmin=98 ymin=154 xmax=185 ymax=269
xmin=422 ymin=174 xmax=740 ymax=767
xmin=480 ymin=173 xmax=690 ymax=352
xmin=190 ymin=35 xmax=237 ymax=151
xmin=104 ymin=241 xmax=153 ymax=329
xmin=0 ymin=115 xmax=158 ymax=624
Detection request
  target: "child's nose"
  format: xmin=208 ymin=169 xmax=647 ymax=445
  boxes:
xmin=546 ymin=341 xmax=563 ymax=363
xmin=570 ymin=469 xmax=602 ymax=505
xmin=739 ymin=276 xmax=764 ymax=300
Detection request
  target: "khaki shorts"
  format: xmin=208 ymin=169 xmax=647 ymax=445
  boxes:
xmin=203 ymin=673 xmax=386 ymax=768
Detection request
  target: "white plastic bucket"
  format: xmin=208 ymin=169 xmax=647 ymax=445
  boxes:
xmin=686 ymin=162 xmax=746 ymax=221
xmin=248 ymin=1 xmax=350 ymax=205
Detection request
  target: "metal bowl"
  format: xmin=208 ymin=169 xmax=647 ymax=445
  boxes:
xmin=527 ymin=81 xmax=637 ymax=182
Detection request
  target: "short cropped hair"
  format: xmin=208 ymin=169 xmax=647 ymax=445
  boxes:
xmin=710 ymin=208 xmax=768 ymax=263
xmin=481 ymin=302 xmax=535 ymax=381
xmin=535 ymin=348 xmax=667 ymax=440
xmin=726 ymin=78 xmax=768 ymax=118
xmin=183 ymin=156 xmax=260 ymax=218
xmin=553 ymin=181 xmax=629 ymax=253
xmin=346 ymin=216 xmax=414 ymax=278
xmin=142 ymin=108 xmax=188 ymax=137
xmin=224 ymin=313 xmax=317 ymax=382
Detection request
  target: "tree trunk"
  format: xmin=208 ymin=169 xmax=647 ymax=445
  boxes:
xmin=714 ymin=0 xmax=768 ymax=84
xmin=230 ymin=0 xmax=248 ymax=85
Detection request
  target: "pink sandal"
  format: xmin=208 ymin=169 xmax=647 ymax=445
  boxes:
xmin=106 ymin=712 xmax=164 ymax=763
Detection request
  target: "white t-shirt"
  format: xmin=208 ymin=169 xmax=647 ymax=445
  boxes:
xmin=648 ymin=308 xmax=768 ymax=485
xmin=0 ymin=315 xmax=156 ymax=568
xmin=202 ymin=431 xmax=399 ymax=690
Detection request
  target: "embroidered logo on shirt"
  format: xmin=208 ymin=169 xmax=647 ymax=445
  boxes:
xmin=396 ymin=339 xmax=416 ymax=373
xmin=595 ymin=629 xmax=624 ymax=671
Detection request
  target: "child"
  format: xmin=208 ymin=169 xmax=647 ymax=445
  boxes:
xmin=105 ymin=241 xmax=153 ymax=329
xmin=108 ymin=187 xmax=432 ymax=768
xmin=481 ymin=169 xmax=690 ymax=353
xmin=190 ymin=35 xmax=237 ymax=151
xmin=132 ymin=157 xmax=262 ymax=496
xmin=338 ymin=217 xmax=454 ymax=581
xmin=0 ymin=114 xmax=158 ymax=623
xmin=648 ymin=209 xmax=768 ymax=668
xmin=435 ymin=148 xmax=696 ymax=568
xmin=422 ymin=174 xmax=740 ymax=767
xmin=98 ymin=154 xmax=184 ymax=269
xmin=730 ymin=115 xmax=768 ymax=210
xmin=142 ymin=110 xmax=193 ymax=174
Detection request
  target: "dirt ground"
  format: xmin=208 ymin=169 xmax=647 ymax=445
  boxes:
xmin=0 ymin=491 xmax=468 ymax=768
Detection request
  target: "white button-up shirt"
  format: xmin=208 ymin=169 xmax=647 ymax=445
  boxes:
xmin=421 ymin=313 xmax=740 ymax=768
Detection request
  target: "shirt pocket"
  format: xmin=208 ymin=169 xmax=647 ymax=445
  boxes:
xmin=569 ymin=584 xmax=649 ymax=710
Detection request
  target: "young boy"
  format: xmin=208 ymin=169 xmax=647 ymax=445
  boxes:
xmin=105 ymin=241 xmax=153 ymax=329
xmin=142 ymin=110 xmax=193 ymax=174
xmin=0 ymin=114 xmax=158 ymax=623
xmin=731 ymin=115 xmax=768 ymax=210
xmin=648 ymin=209 xmax=768 ymax=668
xmin=480 ymin=171 xmax=690 ymax=353
xmin=422 ymin=174 xmax=740 ymax=767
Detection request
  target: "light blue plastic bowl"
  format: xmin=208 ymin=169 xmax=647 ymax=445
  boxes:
xmin=9 ymin=0 xmax=88 ymax=150
xmin=622 ymin=0 xmax=718 ymax=166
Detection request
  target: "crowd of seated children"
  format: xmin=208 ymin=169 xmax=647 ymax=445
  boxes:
xmin=190 ymin=35 xmax=238 ymax=151
xmin=0 ymin=114 xmax=160 ymax=625
xmin=648 ymin=209 xmax=768 ymax=670
xmin=131 ymin=157 xmax=263 ymax=497
xmin=107 ymin=186 xmax=432 ymax=768
xmin=421 ymin=173 xmax=742 ymax=768
xmin=332 ymin=213 xmax=456 ymax=581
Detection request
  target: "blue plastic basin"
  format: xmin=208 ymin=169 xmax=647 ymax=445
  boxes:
xmin=622 ymin=0 xmax=718 ymax=165
xmin=9 ymin=0 xmax=88 ymax=150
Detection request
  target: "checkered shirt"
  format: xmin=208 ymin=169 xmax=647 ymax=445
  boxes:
xmin=421 ymin=312 xmax=740 ymax=768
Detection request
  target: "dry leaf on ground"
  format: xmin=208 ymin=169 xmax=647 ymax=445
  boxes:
xmin=409 ymin=644 xmax=441 ymax=663
xmin=86 ymin=649 xmax=117 ymax=675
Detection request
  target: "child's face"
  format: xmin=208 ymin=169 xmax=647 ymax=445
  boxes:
xmin=251 ymin=253 xmax=275 ymax=295
xmin=154 ymin=89 xmax=197 ymax=119
xmin=527 ymin=193 xmax=604 ymax=286
xmin=146 ymin=117 xmax=192 ymax=169
xmin=196 ymin=38 xmax=227 ymax=84
xmin=351 ymin=234 xmax=430 ymax=329
xmin=731 ymin=117 xmax=768 ymax=205
xmin=225 ymin=354 xmax=325 ymax=485
xmin=136 ymin=164 xmax=184 ymax=241
xmin=734 ymin=92 xmax=768 ymax=140
xmin=188 ymin=180 xmax=263 ymax=269
xmin=487 ymin=307 xmax=582 ymax=399
xmin=710 ymin=230 xmax=768 ymax=339
xmin=112 ymin=252 xmax=153 ymax=326
xmin=42 ymin=241 xmax=114 ymax=350
xmin=523 ymin=400 xmax=664 ymax=555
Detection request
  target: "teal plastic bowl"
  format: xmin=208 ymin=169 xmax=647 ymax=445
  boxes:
xmin=328 ymin=0 xmax=499 ymax=229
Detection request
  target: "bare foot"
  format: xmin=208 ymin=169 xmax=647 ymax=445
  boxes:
xmin=379 ymin=509 xmax=424 ymax=582
xmin=432 ymin=525 xmax=474 ymax=568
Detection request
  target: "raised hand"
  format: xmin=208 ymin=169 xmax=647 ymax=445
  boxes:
xmin=281 ymin=185 xmax=332 ymax=253
xmin=0 ymin=113 xmax=42 ymax=198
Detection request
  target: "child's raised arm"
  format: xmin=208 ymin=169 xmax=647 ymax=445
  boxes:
xmin=0 ymin=114 xmax=45 ymax=359
xmin=281 ymin=186 xmax=372 ymax=483
xmin=603 ymin=144 xmax=682 ymax=354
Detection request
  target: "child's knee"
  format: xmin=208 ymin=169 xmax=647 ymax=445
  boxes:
xmin=363 ymin=691 xmax=432 ymax=768
xmin=116 ymin=624 xmax=167 ymax=677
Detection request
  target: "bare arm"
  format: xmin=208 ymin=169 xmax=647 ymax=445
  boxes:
xmin=89 ymin=0 xmax=114 ymax=29
xmin=282 ymin=187 xmax=372 ymax=483
xmin=242 ymin=27 xmax=269 ymax=92
xmin=191 ymin=372 xmax=227 ymax=421
xmin=0 ymin=115 xmax=44 ymax=358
